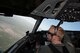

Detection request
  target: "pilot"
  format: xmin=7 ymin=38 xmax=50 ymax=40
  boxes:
xmin=38 ymin=25 xmax=75 ymax=53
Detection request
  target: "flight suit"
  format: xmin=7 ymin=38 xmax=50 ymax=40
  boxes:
xmin=38 ymin=35 xmax=75 ymax=53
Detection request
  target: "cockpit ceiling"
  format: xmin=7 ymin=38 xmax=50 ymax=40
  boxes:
xmin=0 ymin=0 xmax=80 ymax=22
xmin=0 ymin=0 xmax=45 ymax=17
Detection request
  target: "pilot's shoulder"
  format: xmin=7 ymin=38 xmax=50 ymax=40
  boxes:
xmin=38 ymin=45 xmax=52 ymax=53
xmin=39 ymin=45 xmax=49 ymax=49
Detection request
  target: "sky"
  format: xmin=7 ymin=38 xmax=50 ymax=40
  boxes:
xmin=2 ymin=15 xmax=80 ymax=31
xmin=38 ymin=18 xmax=80 ymax=31
xmin=13 ymin=15 xmax=80 ymax=31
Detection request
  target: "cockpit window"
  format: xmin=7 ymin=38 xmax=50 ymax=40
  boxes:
xmin=38 ymin=18 xmax=80 ymax=31
xmin=0 ymin=15 xmax=36 ymax=51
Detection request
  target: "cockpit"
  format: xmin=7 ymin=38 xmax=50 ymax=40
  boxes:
xmin=0 ymin=0 xmax=80 ymax=53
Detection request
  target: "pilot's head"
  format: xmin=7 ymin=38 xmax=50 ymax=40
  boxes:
xmin=47 ymin=25 xmax=64 ymax=44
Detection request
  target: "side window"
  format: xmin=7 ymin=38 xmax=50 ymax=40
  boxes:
xmin=0 ymin=15 xmax=36 ymax=51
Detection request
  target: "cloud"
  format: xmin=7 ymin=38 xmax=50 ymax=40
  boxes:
xmin=0 ymin=21 xmax=24 ymax=38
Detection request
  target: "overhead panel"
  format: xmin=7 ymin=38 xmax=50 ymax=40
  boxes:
xmin=31 ymin=0 xmax=80 ymax=22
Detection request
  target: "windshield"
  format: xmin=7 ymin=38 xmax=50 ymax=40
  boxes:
xmin=38 ymin=18 xmax=80 ymax=31
xmin=0 ymin=15 xmax=36 ymax=51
